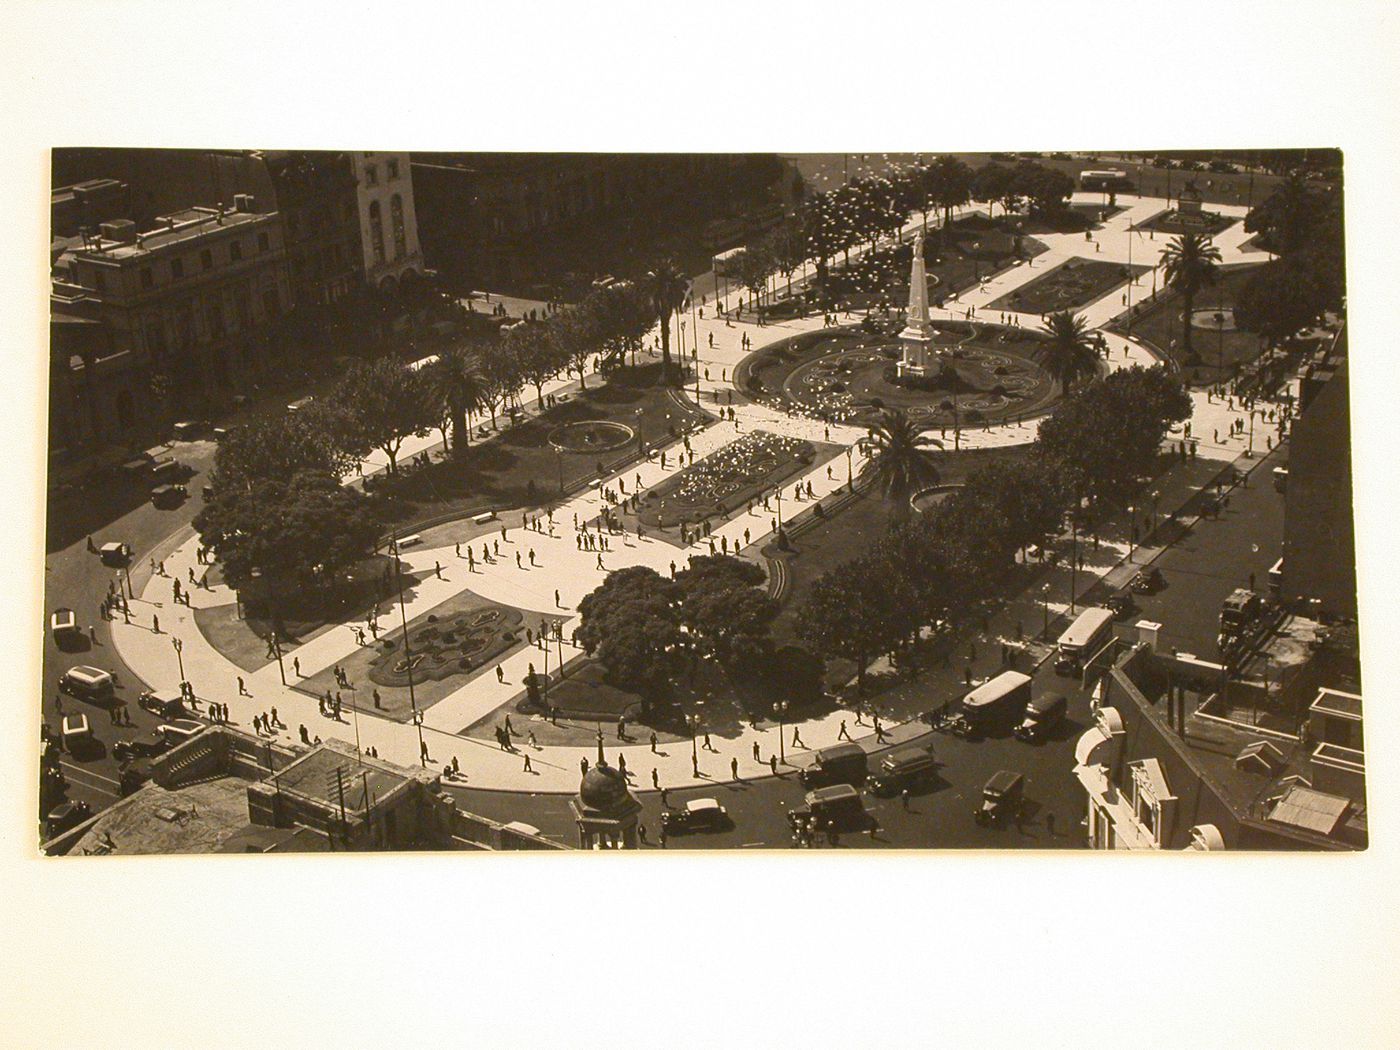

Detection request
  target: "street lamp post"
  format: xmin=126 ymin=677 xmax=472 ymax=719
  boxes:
xmin=171 ymin=636 xmax=184 ymax=684
xmin=846 ymin=447 xmax=854 ymax=492
xmin=774 ymin=700 xmax=789 ymax=764
xmin=687 ymin=712 xmax=701 ymax=776
xmin=1126 ymin=505 xmax=1137 ymax=563
xmin=1042 ymin=583 xmax=1051 ymax=637
xmin=390 ymin=532 xmax=427 ymax=767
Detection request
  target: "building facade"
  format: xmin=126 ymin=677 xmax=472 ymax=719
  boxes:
xmin=51 ymin=198 xmax=292 ymax=444
xmin=350 ymin=151 xmax=425 ymax=291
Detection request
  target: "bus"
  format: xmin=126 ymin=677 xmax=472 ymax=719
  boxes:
xmin=1079 ymin=169 xmax=1133 ymax=192
xmin=1054 ymin=606 xmax=1116 ymax=675
xmin=961 ymin=670 xmax=1033 ymax=734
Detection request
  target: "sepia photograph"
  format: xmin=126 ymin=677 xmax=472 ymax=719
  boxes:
xmin=5 ymin=4 xmax=1398 ymax=1048
xmin=41 ymin=147 xmax=1358 ymax=855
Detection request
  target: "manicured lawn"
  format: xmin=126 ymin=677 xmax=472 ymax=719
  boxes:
xmin=635 ymin=431 xmax=819 ymax=529
xmin=374 ymin=363 xmax=708 ymax=529
xmin=1122 ymin=264 xmax=1267 ymax=385
xmin=1138 ymin=208 xmax=1236 ymax=237
xmin=299 ymin=586 xmax=567 ymax=724
xmin=988 ymin=258 xmax=1149 ymax=315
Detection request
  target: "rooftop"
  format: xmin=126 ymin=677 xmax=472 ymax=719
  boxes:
xmin=68 ymin=776 xmax=260 ymax=856
xmin=68 ymin=206 xmax=270 ymax=261
xmin=270 ymin=745 xmax=416 ymax=814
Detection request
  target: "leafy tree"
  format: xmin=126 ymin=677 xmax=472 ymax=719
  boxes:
xmin=588 ymin=281 xmax=652 ymax=371
xmin=761 ymin=220 xmax=808 ymax=298
xmin=797 ymin=554 xmax=907 ymax=695
xmin=194 ymin=470 xmax=381 ymax=602
xmin=1235 ymin=259 xmax=1332 ymax=346
xmin=1014 ymin=161 xmax=1075 ymax=218
xmin=642 ymin=262 xmax=689 ymax=380
xmin=1159 ymin=233 xmax=1223 ymax=363
xmin=858 ymin=408 xmax=944 ymax=517
xmin=952 ymin=457 xmax=1069 ymax=560
xmin=1036 ymin=311 xmax=1101 ymax=392
xmin=331 ymin=356 xmax=437 ymax=476
xmin=504 ymin=322 xmax=564 ymax=411
xmin=1035 ymin=365 xmax=1190 ymax=507
xmin=575 ymin=566 xmax=682 ymax=698
xmin=1244 ymin=172 xmax=1325 ymax=254
xmin=213 ymin=411 xmax=354 ymax=491
xmin=552 ymin=305 xmax=602 ymax=389
xmin=930 ymin=155 xmax=973 ymax=239
xmin=425 ymin=344 xmax=488 ymax=452
xmin=730 ymin=246 xmax=775 ymax=315
xmin=970 ymin=162 xmax=1017 ymax=218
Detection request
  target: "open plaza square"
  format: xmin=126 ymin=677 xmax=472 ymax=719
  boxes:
xmin=38 ymin=147 xmax=1359 ymax=868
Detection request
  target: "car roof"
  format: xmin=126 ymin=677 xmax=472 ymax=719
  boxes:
xmin=808 ymin=783 xmax=860 ymax=802
xmin=687 ymin=798 xmax=721 ymax=812
xmin=68 ymin=665 xmax=110 ymax=680
xmin=885 ymin=746 xmax=933 ymax=765
xmin=62 ymin=713 xmax=90 ymax=731
xmin=987 ymin=770 xmax=1022 ymax=790
xmin=165 ymin=719 xmax=203 ymax=730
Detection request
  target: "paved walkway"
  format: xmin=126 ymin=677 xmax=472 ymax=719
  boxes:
xmin=112 ymin=191 xmax=1294 ymax=794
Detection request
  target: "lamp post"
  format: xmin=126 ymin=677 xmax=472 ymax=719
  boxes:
xmin=270 ymin=626 xmax=287 ymax=686
xmin=774 ymin=487 xmax=783 ymax=530
xmin=1042 ymin=582 xmax=1051 ymax=638
xmin=774 ymin=700 xmax=789 ymax=764
xmin=686 ymin=712 xmax=701 ymax=775
xmin=390 ymin=531 xmax=427 ymax=767
xmin=171 ymin=636 xmax=184 ymax=684
xmin=1126 ymin=505 xmax=1137 ymax=563
xmin=846 ymin=446 xmax=854 ymax=492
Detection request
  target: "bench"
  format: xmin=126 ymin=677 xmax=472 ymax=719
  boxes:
xmin=472 ymin=511 xmax=496 ymax=525
xmin=397 ymin=534 xmax=423 ymax=549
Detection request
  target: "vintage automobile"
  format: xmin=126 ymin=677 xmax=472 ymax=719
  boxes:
xmin=50 ymin=608 xmax=79 ymax=643
xmin=98 ymin=541 xmax=132 ymax=567
xmin=974 ymin=770 xmax=1025 ymax=826
xmin=660 ymin=798 xmax=729 ymax=834
xmin=60 ymin=713 xmax=95 ymax=757
xmin=44 ymin=800 xmax=93 ymax=839
xmin=1131 ymin=567 xmax=1164 ymax=594
xmin=113 ymin=728 xmax=171 ymax=762
xmin=866 ymin=745 xmax=938 ymax=797
xmin=138 ymin=688 xmax=187 ymax=719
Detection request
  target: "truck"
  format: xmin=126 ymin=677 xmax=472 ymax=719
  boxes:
xmin=1054 ymin=606 xmax=1116 ymax=675
xmin=1218 ymin=588 xmax=1263 ymax=649
xmin=960 ymin=670 xmax=1033 ymax=735
xmin=797 ymin=742 xmax=869 ymax=788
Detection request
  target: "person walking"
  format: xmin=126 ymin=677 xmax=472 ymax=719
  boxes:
xmin=769 ymin=754 xmax=778 ymax=775
xmin=496 ymin=665 xmax=505 ymax=684
xmin=237 ymin=675 xmax=247 ymax=696
xmin=522 ymin=751 xmax=533 ymax=773
xmin=731 ymin=757 xmax=739 ymax=781
xmin=752 ymin=741 xmax=761 ymax=762
xmin=649 ymin=731 xmax=658 ymax=753
xmin=837 ymin=720 xmax=850 ymax=741
xmin=792 ymin=726 xmax=803 ymax=749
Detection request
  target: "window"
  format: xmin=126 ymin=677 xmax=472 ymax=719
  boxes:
xmin=200 ymin=248 xmax=213 ymax=271
xmin=369 ymin=200 xmax=385 ymax=264
xmin=258 ymin=232 xmax=270 ymax=253
xmin=230 ymin=240 xmax=242 ymax=262
xmin=170 ymin=258 xmax=184 ymax=280
xmin=390 ymin=194 xmax=407 ymax=260
xmin=140 ymin=267 xmax=154 ymax=289
xmin=365 ymin=164 xmax=378 ymax=187
xmin=387 ymin=157 xmax=399 ymax=180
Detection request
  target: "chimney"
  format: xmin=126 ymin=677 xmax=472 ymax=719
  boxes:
xmin=1135 ymin=620 xmax=1162 ymax=651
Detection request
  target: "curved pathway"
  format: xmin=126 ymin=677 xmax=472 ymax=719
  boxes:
xmin=112 ymin=192 xmax=1289 ymax=795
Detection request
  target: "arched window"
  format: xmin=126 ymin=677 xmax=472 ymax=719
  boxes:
xmin=369 ymin=200 xmax=385 ymax=264
xmin=390 ymin=194 xmax=407 ymax=260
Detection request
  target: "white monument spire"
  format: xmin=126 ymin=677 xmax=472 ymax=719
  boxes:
xmin=898 ymin=232 xmax=933 ymax=374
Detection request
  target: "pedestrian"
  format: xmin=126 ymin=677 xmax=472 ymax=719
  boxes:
xmin=638 ymin=824 xmax=648 ymax=845
xmin=497 ymin=665 xmax=505 ymax=683
xmin=838 ymin=720 xmax=850 ymax=741
xmin=753 ymin=741 xmax=761 ymax=762
xmin=555 ymin=589 xmax=561 ymax=607
xmin=293 ymin=656 xmax=300 ymax=677
xmin=581 ymin=756 xmax=589 ymax=776
xmin=523 ymin=752 xmax=533 ymax=773
xmin=770 ymin=755 xmax=778 ymax=775
xmin=618 ymin=753 xmax=627 ymax=776
xmin=237 ymin=675 xmax=246 ymax=696
xmin=792 ymin=726 xmax=803 ymax=749
xmin=658 ymin=826 xmax=668 ymax=849
xmin=731 ymin=757 xmax=739 ymax=780
xmin=87 ymin=624 xmax=97 ymax=644
xmin=152 ymin=614 xmax=160 ymax=634
xmin=651 ymin=767 xmax=660 ymax=789
xmin=270 ymin=706 xmax=279 ymax=728
xmin=901 ymin=788 xmax=911 ymax=810
xmin=420 ymin=739 xmax=430 ymax=763
xmin=649 ymin=731 xmax=658 ymax=753
xmin=617 ymin=716 xmax=626 ymax=740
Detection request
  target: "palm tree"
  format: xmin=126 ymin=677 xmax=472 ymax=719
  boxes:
xmin=1036 ymin=311 xmax=1100 ymax=392
xmin=1160 ymin=233 xmax=1222 ymax=364
xmin=427 ymin=344 xmax=488 ymax=452
xmin=858 ymin=408 xmax=945 ymax=518
xmin=643 ymin=262 xmax=688 ymax=383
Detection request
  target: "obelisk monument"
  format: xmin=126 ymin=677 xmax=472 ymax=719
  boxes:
xmin=898 ymin=232 xmax=933 ymax=376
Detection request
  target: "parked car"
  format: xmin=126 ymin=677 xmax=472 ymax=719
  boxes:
xmin=660 ymin=798 xmax=729 ymax=834
xmin=59 ymin=665 xmax=115 ymax=704
xmin=138 ymin=688 xmax=186 ymax=719
xmin=60 ymin=713 xmax=95 ymax=756
xmin=866 ymin=745 xmax=938 ymax=797
xmin=974 ymin=771 xmax=1024 ymax=826
xmin=50 ymin=607 xmax=79 ymax=643
xmin=113 ymin=728 xmax=170 ymax=761
xmin=44 ymin=800 xmax=92 ymax=839
xmin=98 ymin=541 xmax=131 ymax=567
xmin=1131 ymin=567 xmax=1164 ymax=594
xmin=1104 ymin=592 xmax=1133 ymax=618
